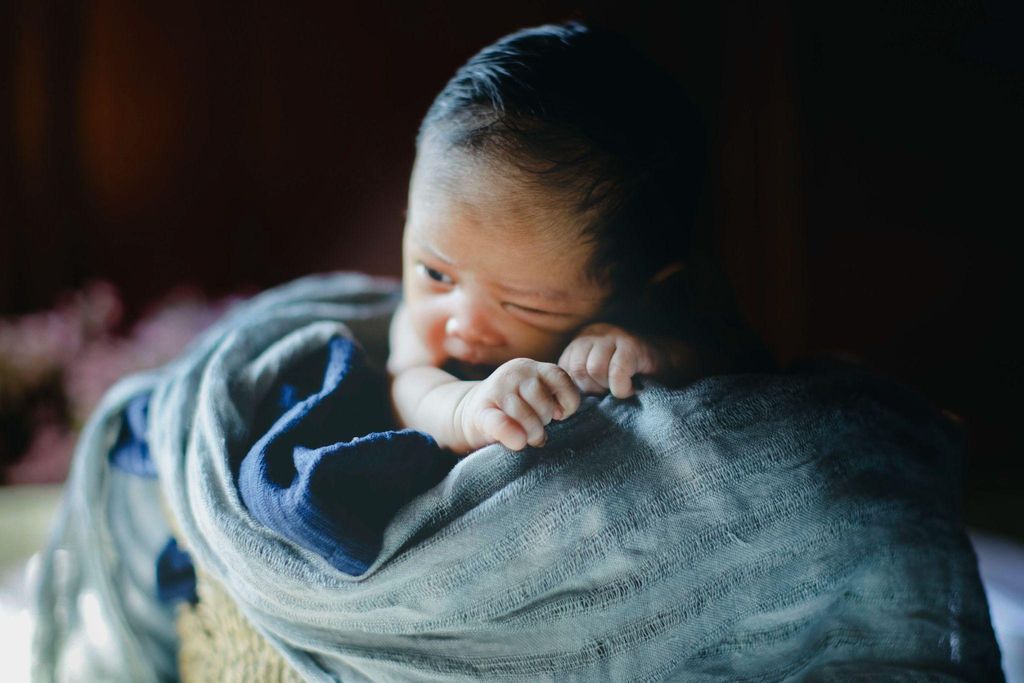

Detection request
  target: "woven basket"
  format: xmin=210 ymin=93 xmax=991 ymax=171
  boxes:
xmin=176 ymin=567 xmax=303 ymax=683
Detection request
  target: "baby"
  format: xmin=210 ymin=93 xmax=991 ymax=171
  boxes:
xmin=388 ymin=23 xmax=767 ymax=454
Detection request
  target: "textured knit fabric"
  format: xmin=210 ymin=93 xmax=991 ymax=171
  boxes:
xmin=32 ymin=272 xmax=1004 ymax=682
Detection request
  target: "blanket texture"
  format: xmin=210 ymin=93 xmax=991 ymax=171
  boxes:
xmin=32 ymin=272 xmax=1003 ymax=681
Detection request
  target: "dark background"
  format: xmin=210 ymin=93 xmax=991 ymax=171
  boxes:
xmin=2 ymin=2 xmax=1021 ymax=536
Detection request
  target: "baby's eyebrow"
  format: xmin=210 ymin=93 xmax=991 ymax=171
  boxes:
xmin=417 ymin=242 xmax=454 ymax=264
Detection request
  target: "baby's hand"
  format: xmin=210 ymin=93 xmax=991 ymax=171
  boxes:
xmin=558 ymin=323 xmax=664 ymax=399
xmin=456 ymin=358 xmax=581 ymax=452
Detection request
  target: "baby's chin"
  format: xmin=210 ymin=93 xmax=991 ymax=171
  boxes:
xmin=440 ymin=358 xmax=499 ymax=381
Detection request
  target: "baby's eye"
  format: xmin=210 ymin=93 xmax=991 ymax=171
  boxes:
xmin=417 ymin=263 xmax=453 ymax=285
xmin=504 ymin=303 xmax=560 ymax=317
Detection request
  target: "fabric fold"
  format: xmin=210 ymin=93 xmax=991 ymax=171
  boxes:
xmin=238 ymin=334 xmax=455 ymax=576
xmin=32 ymin=272 xmax=1004 ymax=682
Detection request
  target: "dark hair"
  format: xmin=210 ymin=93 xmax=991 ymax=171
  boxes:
xmin=420 ymin=22 xmax=774 ymax=373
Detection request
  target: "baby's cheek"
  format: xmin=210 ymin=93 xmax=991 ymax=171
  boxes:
xmin=413 ymin=308 xmax=448 ymax=358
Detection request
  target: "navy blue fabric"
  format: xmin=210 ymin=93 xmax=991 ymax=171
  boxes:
xmin=109 ymin=392 xmax=157 ymax=478
xmin=238 ymin=336 xmax=457 ymax=576
xmin=155 ymin=538 xmax=198 ymax=606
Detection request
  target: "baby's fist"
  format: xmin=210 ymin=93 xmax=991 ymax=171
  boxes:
xmin=457 ymin=359 xmax=581 ymax=452
xmin=558 ymin=323 xmax=663 ymax=399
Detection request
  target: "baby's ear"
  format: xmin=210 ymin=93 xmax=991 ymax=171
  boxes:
xmin=648 ymin=261 xmax=686 ymax=286
xmin=642 ymin=261 xmax=686 ymax=302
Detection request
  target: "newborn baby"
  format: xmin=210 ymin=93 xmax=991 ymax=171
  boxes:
xmin=388 ymin=23 xmax=762 ymax=454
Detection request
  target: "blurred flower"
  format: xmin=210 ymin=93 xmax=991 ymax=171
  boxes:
xmin=1 ymin=282 xmax=238 ymax=484
xmin=0 ymin=281 xmax=123 ymax=402
xmin=5 ymin=424 xmax=79 ymax=486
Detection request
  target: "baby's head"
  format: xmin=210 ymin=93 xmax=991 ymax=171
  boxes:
xmin=403 ymin=22 xmax=706 ymax=370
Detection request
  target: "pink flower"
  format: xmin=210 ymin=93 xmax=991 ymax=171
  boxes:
xmin=2 ymin=281 xmax=238 ymax=483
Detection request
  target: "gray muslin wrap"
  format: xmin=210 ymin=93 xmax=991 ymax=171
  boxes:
xmin=32 ymin=272 xmax=1003 ymax=681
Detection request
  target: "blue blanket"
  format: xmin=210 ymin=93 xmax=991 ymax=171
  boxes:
xmin=32 ymin=272 xmax=1004 ymax=681
xmin=238 ymin=335 xmax=456 ymax=576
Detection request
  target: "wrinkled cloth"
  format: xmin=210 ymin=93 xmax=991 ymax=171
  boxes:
xmin=32 ymin=272 xmax=1004 ymax=682
xmin=238 ymin=334 xmax=457 ymax=576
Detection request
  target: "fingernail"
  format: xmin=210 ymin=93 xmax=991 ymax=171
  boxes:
xmin=553 ymin=406 xmax=564 ymax=420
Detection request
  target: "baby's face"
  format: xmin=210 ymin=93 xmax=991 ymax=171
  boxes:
xmin=402 ymin=145 xmax=609 ymax=371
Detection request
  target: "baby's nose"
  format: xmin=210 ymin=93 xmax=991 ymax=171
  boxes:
xmin=445 ymin=314 xmax=501 ymax=346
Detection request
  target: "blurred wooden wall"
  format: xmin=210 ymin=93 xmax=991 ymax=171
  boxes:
xmin=2 ymin=1 xmax=734 ymax=318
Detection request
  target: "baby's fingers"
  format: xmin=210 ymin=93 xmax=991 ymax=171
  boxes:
xmin=608 ymin=346 xmax=639 ymax=398
xmin=585 ymin=339 xmax=616 ymax=390
xmin=540 ymin=364 xmax=581 ymax=420
xmin=477 ymin=406 xmax=528 ymax=451
xmin=501 ymin=394 xmax=546 ymax=448
xmin=519 ymin=376 xmax=558 ymax=425
xmin=558 ymin=340 xmax=605 ymax=395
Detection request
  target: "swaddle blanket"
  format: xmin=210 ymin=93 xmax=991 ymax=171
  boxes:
xmin=32 ymin=272 xmax=1003 ymax=682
